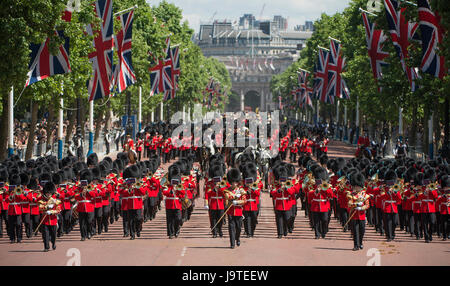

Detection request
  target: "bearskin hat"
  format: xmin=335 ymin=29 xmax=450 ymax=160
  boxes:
xmin=19 ymin=172 xmax=30 ymax=186
xmin=80 ymin=168 xmax=93 ymax=183
xmin=9 ymin=174 xmax=21 ymax=186
xmin=440 ymin=175 xmax=450 ymax=189
xmin=227 ymin=168 xmax=242 ymax=183
xmin=313 ymin=167 xmax=329 ymax=181
xmin=350 ymin=172 xmax=365 ymax=188
xmin=123 ymin=165 xmax=140 ymax=180
xmin=87 ymin=153 xmax=99 ymax=167
xmin=43 ymin=181 xmax=56 ymax=195
xmin=414 ymin=172 xmax=425 ymax=186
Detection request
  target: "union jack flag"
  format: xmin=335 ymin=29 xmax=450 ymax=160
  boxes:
xmin=112 ymin=10 xmax=136 ymax=93
xmin=361 ymin=10 xmax=389 ymax=91
xmin=25 ymin=5 xmax=72 ymax=87
xmin=384 ymin=0 xmax=420 ymax=92
xmin=298 ymin=70 xmax=313 ymax=100
xmin=314 ymin=48 xmax=333 ymax=104
xmin=327 ymin=39 xmax=350 ymax=100
xmin=87 ymin=0 xmax=114 ymax=101
xmin=162 ymin=39 xmax=181 ymax=101
xmin=418 ymin=0 xmax=446 ymax=79
xmin=149 ymin=59 xmax=174 ymax=96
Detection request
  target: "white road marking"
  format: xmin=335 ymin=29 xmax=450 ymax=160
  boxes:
xmin=181 ymin=246 xmax=187 ymax=257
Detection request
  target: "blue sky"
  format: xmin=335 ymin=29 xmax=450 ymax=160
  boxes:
xmin=149 ymin=0 xmax=352 ymax=33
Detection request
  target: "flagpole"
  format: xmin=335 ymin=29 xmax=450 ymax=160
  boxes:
xmin=355 ymin=96 xmax=360 ymax=145
xmin=113 ymin=5 xmax=138 ymax=17
xmin=8 ymin=86 xmax=14 ymax=158
xmin=398 ymin=107 xmax=403 ymax=139
xmin=429 ymin=112 xmax=434 ymax=159
xmin=88 ymin=100 xmax=94 ymax=156
xmin=160 ymin=101 xmax=164 ymax=122
xmin=138 ymin=86 xmax=142 ymax=131
xmin=359 ymin=8 xmax=377 ymax=17
xmin=336 ymin=99 xmax=340 ymax=140
xmin=344 ymin=104 xmax=348 ymax=141
xmin=58 ymin=83 xmax=64 ymax=159
xmin=328 ymin=36 xmax=341 ymax=43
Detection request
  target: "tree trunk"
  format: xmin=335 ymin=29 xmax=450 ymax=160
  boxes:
xmin=65 ymin=107 xmax=76 ymax=145
xmin=423 ymin=108 xmax=429 ymax=154
xmin=410 ymin=102 xmax=417 ymax=148
xmin=0 ymin=94 xmax=8 ymax=161
xmin=45 ymin=103 xmax=55 ymax=154
xmin=94 ymin=107 xmax=104 ymax=142
xmin=25 ymin=101 xmax=39 ymax=160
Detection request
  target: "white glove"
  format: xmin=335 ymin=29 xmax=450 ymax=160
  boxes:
xmin=235 ymin=194 xmax=241 ymax=199
xmin=356 ymin=207 xmax=362 ymax=211
xmin=46 ymin=210 xmax=52 ymax=215
xmin=47 ymin=204 xmax=54 ymax=209
xmin=357 ymin=202 xmax=363 ymax=207
xmin=204 ymin=205 xmax=209 ymax=210
xmin=233 ymin=200 xmax=238 ymax=206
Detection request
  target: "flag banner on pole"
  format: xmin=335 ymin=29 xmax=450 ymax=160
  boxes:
xmin=149 ymin=59 xmax=174 ymax=96
xmin=327 ymin=39 xmax=350 ymax=100
xmin=25 ymin=4 xmax=72 ymax=87
xmin=361 ymin=10 xmax=389 ymax=91
xmin=112 ymin=9 xmax=136 ymax=93
xmin=417 ymin=0 xmax=446 ymax=79
xmin=299 ymin=69 xmax=313 ymax=108
xmin=384 ymin=0 xmax=421 ymax=92
xmin=314 ymin=48 xmax=333 ymax=104
xmin=87 ymin=0 xmax=114 ymax=101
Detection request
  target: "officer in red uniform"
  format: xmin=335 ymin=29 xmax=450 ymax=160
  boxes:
xmin=347 ymin=172 xmax=370 ymax=251
xmin=37 ymin=182 xmax=62 ymax=252
xmin=242 ymin=163 xmax=260 ymax=238
xmin=205 ymin=165 xmax=227 ymax=238
xmin=289 ymin=137 xmax=299 ymax=163
xmin=7 ymin=174 xmax=25 ymax=243
xmin=136 ymin=135 xmax=143 ymax=162
xmin=28 ymin=178 xmax=42 ymax=237
xmin=270 ymin=165 xmax=295 ymax=239
xmin=0 ymin=173 xmax=9 ymax=238
xmin=75 ymin=169 xmax=96 ymax=241
xmin=380 ymin=170 xmax=402 ymax=242
xmin=120 ymin=165 xmax=146 ymax=240
xmin=308 ymin=167 xmax=333 ymax=239
xmin=163 ymin=165 xmax=185 ymax=239
xmin=419 ymin=170 xmax=439 ymax=243
xmin=225 ymin=168 xmax=246 ymax=249
xmin=436 ymin=175 xmax=449 ymax=241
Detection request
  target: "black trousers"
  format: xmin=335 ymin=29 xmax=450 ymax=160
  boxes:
xmin=166 ymin=209 xmax=182 ymax=237
xmin=41 ymin=225 xmax=57 ymax=250
xmin=61 ymin=209 xmax=72 ymax=233
xmin=93 ymin=207 xmax=103 ymax=234
xmin=312 ymin=211 xmax=329 ymax=238
xmin=30 ymin=214 xmax=40 ymax=236
xmin=398 ymin=206 xmax=405 ymax=230
xmin=351 ymin=219 xmax=365 ymax=248
xmin=340 ymin=208 xmax=349 ymax=228
xmin=367 ymin=206 xmax=375 ymax=226
xmin=137 ymin=151 xmax=142 ymax=162
xmin=105 ymin=142 xmax=110 ymax=154
xmin=110 ymin=201 xmax=120 ymax=223
xmin=243 ymin=210 xmax=257 ymax=236
xmin=126 ymin=209 xmax=143 ymax=238
xmin=405 ymin=210 xmax=414 ymax=234
xmin=79 ymin=212 xmax=94 ymax=239
xmin=0 ymin=210 xmax=8 ymax=236
xmin=376 ymin=208 xmax=384 ymax=234
xmin=102 ymin=205 xmax=110 ymax=232
xmin=210 ymin=209 xmax=224 ymax=235
xmin=21 ymin=213 xmax=31 ymax=238
xmin=441 ymin=214 xmax=449 ymax=239
xmin=383 ymin=212 xmax=398 ymax=240
xmin=228 ymin=215 xmax=242 ymax=247
xmin=275 ymin=210 xmax=290 ymax=236
xmin=413 ymin=212 xmax=423 ymax=238
xmin=421 ymin=212 xmax=436 ymax=241
xmin=8 ymin=215 xmax=22 ymax=242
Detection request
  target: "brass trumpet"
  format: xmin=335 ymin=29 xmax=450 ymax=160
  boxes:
xmin=427 ymin=182 xmax=438 ymax=191
xmin=218 ymin=180 xmax=227 ymax=188
xmin=14 ymin=186 xmax=24 ymax=195
xmin=175 ymin=184 xmax=184 ymax=191
xmin=284 ymin=180 xmax=293 ymax=188
xmin=391 ymin=184 xmax=401 ymax=193
xmin=320 ymin=182 xmax=331 ymax=190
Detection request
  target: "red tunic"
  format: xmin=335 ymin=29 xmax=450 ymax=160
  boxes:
xmin=163 ymin=185 xmax=184 ymax=210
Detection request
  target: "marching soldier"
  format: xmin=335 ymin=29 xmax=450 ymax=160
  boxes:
xmin=270 ymin=165 xmax=294 ymax=239
xmin=7 ymin=175 xmax=25 ymax=243
xmin=205 ymin=165 xmax=228 ymax=238
xmin=308 ymin=167 xmax=333 ymax=239
xmin=346 ymin=172 xmax=370 ymax=251
xmin=380 ymin=170 xmax=402 ymax=242
xmin=37 ymin=182 xmax=62 ymax=252
xmin=242 ymin=163 xmax=261 ymax=238
xmin=74 ymin=169 xmax=96 ymax=241
xmin=224 ymin=168 xmax=246 ymax=249
xmin=419 ymin=170 xmax=438 ymax=243
xmin=436 ymin=175 xmax=449 ymax=241
xmin=162 ymin=165 xmax=185 ymax=239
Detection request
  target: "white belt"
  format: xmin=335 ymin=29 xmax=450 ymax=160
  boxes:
xmin=313 ymin=199 xmax=327 ymax=202
xmin=385 ymin=200 xmax=396 ymax=203
xmin=211 ymin=197 xmax=223 ymax=199
xmin=19 ymin=202 xmax=29 ymax=205
xmin=79 ymin=200 xmax=92 ymax=203
xmin=30 ymin=203 xmax=38 ymax=206
xmin=166 ymin=197 xmax=180 ymax=200
xmin=9 ymin=202 xmax=20 ymax=205
xmin=422 ymin=200 xmax=434 ymax=203
xmin=275 ymin=198 xmax=289 ymax=200
xmin=128 ymin=196 xmax=142 ymax=199
xmin=247 ymin=199 xmax=256 ymax=202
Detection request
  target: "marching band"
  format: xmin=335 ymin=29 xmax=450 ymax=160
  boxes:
xmin=0 ymin=120 xmax=448 ymax=252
